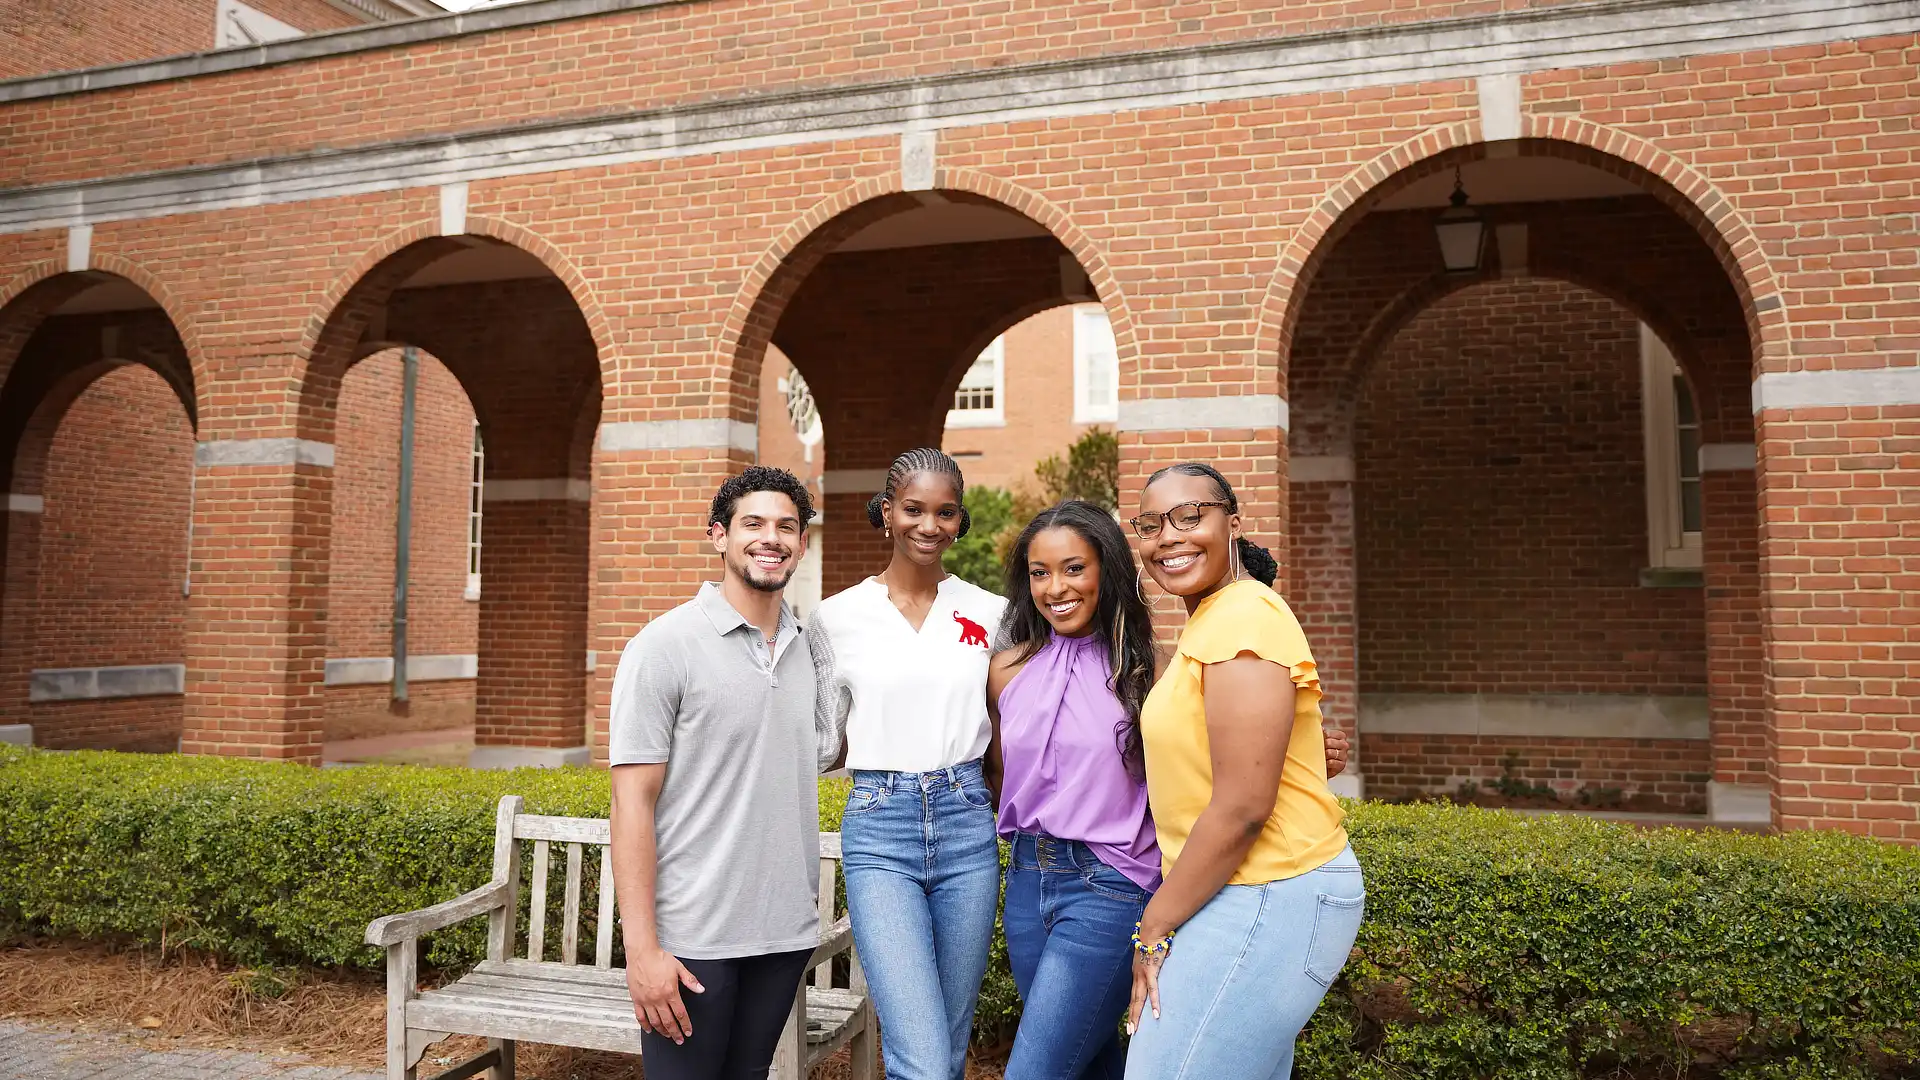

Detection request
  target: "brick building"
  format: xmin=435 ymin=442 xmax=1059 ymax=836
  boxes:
xmin=0 ymin=0 xmax=1914 ymax=839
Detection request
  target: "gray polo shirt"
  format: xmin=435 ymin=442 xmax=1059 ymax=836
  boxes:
xmin=609 ymin=582 xmax=839 ymax=960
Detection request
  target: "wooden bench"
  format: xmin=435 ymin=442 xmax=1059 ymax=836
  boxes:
xmin=365 ymin=795 xmax=876 ymax=1080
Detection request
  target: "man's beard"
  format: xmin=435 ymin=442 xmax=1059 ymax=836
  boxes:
xmin=731 ymin=550 xmax=796 ymax=593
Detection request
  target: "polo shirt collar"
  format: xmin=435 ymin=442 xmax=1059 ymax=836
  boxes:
xmin=695 ymin=581 xmax=797 ymax=640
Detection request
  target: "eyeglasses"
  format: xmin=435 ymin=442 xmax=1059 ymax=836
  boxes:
xmin=1127 ymin=501 xmax=1228 ymax=540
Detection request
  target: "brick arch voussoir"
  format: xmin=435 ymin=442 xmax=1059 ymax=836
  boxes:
xmin=718 ymin=170 xmax=1137 ymax=429
xmin=1259 ymin=121 xmax=1787 ymax=392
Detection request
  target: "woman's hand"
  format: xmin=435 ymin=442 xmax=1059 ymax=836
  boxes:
xmin=1126 ymin=948 xmax=1165 ymax=1035
xmin=1324 ymin=724 xmax=1350 ymax=778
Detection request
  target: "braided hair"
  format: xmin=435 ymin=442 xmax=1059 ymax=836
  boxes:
xmin=867 ymin=447 xmax=972 ymax=538
xmin=1142 ymin=461 xmax=1278 ymax=586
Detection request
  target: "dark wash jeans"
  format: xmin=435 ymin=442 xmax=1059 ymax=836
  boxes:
xmin=1002 ymin=832 xmax=1152 ymax=1080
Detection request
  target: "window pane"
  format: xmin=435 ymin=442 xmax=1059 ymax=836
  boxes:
xmin=1681 ymin=479 xmax=1702 ymax=533
xmin=953 ymin=344 xmax=1000 ymax=412
xmin=1673 ymin=375 xmax=1696 ymax=426
xmin=1678 ymin=427 xmax=1701 ymax=481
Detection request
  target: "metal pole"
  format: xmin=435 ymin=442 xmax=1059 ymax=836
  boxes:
xmin=393 ymin=347 xmax=418 ymax=703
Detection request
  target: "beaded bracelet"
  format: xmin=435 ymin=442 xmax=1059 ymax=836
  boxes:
xmin=1131 ymin=921 xmax=1174 ymax=959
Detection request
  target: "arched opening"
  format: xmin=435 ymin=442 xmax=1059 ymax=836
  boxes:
xmin=0 ymin=272 xmax=197 ymax=752
xmin=1281 ymin=141 xmax=1763 ymax=821
xmin=736 ymin=189 xmax=1117 ymax=599
xmin=298 ymin=237 xmax=602 ymax=769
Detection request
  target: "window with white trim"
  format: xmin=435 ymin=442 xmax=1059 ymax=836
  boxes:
xmin=947 ymin=336 xmax=1005 ymax=428
xmin=1640 ymin=324 xmax=1702 ymax=569
xmin=780 ymin=367 xmax=823 ymax=463
xmin=1072 ymin=305 xmax=1119 ymax=424
xmin=466 ymin=422 xmax=484 ymax=601
xmin=215 ymin=0 xmax=303 ymax=46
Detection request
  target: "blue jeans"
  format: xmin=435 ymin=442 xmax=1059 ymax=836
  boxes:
xmin=1123 ymin=846 xmax=1365 ymax=1080
xmin=1003 ymin=833 xmax=1150 ymax=1080
xmin=841 ymin=760 xmax=1001 ymax=1080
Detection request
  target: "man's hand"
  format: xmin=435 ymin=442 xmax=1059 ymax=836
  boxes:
xmin=1324 ymin=725 xmax=1350 ymax=779
xmin=626 ymin=945 xmax=704 ymax=1043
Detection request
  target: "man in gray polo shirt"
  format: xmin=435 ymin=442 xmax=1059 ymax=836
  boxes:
xmin=608 ymin=465 xmax=840 ymax=1080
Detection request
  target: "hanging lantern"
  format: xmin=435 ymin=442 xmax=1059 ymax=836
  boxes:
xmin=1434 ymin=167 xmax=1487 ymax=274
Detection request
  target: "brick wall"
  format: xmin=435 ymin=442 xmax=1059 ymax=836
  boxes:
xmin=1354 ymin=278 xmax=1709 ymax=807
xmin=31 ymin=364 xmax=191 ymax=750
xmin=324 ymin=347 xmax=478 ymax=740
xmin=0 ymin=0 xmax=365 ymax=81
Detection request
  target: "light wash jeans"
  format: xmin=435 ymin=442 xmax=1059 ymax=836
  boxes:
xmin=841 ymin=760 xmax=1002 ymax=1080
xmin=1002 ymin=833 xmax=1150 ymax=1080
xmin=1122 ymin=845 xmax=1365 ymax=1080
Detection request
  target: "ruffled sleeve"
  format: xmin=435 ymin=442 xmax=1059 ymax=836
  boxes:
xmin=1179 ymin=583 xmax=1321 ymax=695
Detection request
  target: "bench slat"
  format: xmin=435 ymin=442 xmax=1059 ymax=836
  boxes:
xmin=455 ymin=971 xmax=633 ymax=1005
xmin=562 ymin=842 xmax=583 ymax=966
xmin=514 ymin=815 xmax=611 ymax=845
xmin=595 ymin=844 xmax=616 ymax=968
xmin=528 ymin=840 xmax=549 ymax=963
xmin=813 ymin=857 xmax=834 ymax=988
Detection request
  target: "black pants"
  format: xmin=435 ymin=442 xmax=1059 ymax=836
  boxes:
xmin=638 ymin=948 xmax=814 ymax=1080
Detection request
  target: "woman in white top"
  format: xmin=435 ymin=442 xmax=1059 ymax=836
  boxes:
xmin=808 ymin=447 xmax=1006 ymax=1080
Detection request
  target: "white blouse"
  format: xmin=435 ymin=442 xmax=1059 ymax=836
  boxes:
xmin=808 ymin=576 xmax=1007 ymax=773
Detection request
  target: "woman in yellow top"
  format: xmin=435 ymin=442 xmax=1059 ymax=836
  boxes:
xmin=1121 ymin=462 xmax=1365 ymax=1080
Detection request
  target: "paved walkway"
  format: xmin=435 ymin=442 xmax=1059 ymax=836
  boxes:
xmin=0 ymin=1021 xmax=377 ymax=1080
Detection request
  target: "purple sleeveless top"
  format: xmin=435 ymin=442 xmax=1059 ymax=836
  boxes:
xmin=995 ymin=632 xmax=1161 ymax=891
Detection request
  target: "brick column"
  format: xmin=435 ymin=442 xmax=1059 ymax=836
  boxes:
xmin=1755 ymin=372 xmax=1920 ymax=842
xmin=588 ymin=418 xmax=755 ymax=764
xmin=1287 ymin=454 xmax=1361 ymax=797
xmin=471 ymin=489 xmax=591 ymax=767
xmin=1700 ymin=447 xmax=1768 ymax=822
xmin=180 ymin=436 xmax=333 ymax=762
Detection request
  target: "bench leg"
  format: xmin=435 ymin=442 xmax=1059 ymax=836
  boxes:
xmin=848 ymin=1004 xmax=877 ymax=1080
xmin=488 ymin=1038 xmax=515 ymax=1080
xmin=386 ymin=942 xmax=418 ymax=1080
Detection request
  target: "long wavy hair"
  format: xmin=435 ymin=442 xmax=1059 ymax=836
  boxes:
xmin=997 ymin=501 xmax=1156 ymax=777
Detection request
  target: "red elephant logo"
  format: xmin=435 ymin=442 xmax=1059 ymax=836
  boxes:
xmin=954 ymin=612 xmax=989 ymax=648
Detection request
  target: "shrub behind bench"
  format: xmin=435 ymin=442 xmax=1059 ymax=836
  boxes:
xmin=1 ymin=747 xmax=1914 ymax=1078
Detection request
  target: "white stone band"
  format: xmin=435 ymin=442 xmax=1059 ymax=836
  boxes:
xmin=4 ymin=0 xmax=1909 ymax=233
xmin=599 ymin=419 xmax=757 ymax=454
xmin=324 ymin=653 xmax=479 ymax=687
xmin=1359 ymin=692 xmax=1709 ymax=741
xmin=195 ymin=438 xmax=335 ymax=468
xmin=7 ymin=494 xmax=44 ymax=514
xmin=469 ymin=745 xmax=593 ymax=770
xmin=30 ymin=663 xmax=185 ymax=702
xmin=1698 ymin=442 xmax=1757 ymax=472
xmin=1119 ymin=394 xmax=1288 ymax=433
xmin=1751 ymin=368 xmax=1920 ymax=411
xmin=483 ymin=478 xmax=592 ymax=503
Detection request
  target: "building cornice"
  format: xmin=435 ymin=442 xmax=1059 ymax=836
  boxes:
xmin=0 ymin=0 xmax=1913 ymax=235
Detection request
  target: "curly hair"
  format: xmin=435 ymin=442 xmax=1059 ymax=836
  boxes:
xmin=1141 ymin=461 xmax=1278 ymax=586
xmin=709 ymin=465 xmax=815 ymax=529
xmin=866 ymin=447 xmax=971 ymax=538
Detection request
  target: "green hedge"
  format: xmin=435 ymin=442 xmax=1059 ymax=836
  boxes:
xmin=3 ymin=747 xmax=1916 ymax=1078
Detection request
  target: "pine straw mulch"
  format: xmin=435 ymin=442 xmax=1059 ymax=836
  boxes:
xmin=0 ymin=939 xmax=1009 ymax=1079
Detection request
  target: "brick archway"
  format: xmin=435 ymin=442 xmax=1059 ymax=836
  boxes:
xmin=0 ymin=261 xmax=205 ymax=417
xmin=718 ymin=169 xmax=1139 ymax=429
xmin=1256 ymin=126 xmax=1789 ymax=388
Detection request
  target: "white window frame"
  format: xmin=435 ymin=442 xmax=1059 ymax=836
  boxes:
xmin=1072 ymin=304 xmax=1119 ymax=424
xmin=465 ymin=421 xmax=484 ymax=601
xmin=779 ymin=367 xmax=823 ymax=464
xmin=1639 ymin=324 xmax=1702 ymax=570
xmin=947 ymin=336 xmax=1006 ymax=429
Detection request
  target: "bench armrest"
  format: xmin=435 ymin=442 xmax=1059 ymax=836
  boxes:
xmin=807 ymin=914 xmax=853 ymax=970
xmin=365 ymin=878 xmax=511 ymax=947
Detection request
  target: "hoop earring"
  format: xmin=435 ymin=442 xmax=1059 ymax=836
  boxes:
xmin=1229 ymin=535 xmax=1244 ymax=583
xmin=1136 ymin=578 xmax=1151 ymax=604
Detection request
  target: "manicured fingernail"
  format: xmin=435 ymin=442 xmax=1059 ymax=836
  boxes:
xmin=1125 ymin=1023 xmax=1135 ymax=1036
xmin=1152 ymin=1008 xmax=1160 ymax=1019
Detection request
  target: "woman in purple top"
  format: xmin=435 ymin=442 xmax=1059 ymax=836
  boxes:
xmin=986 ymin=500 xmax=1161 ymax=1080
xmin=986 ymin=501 xmax=1351 ymax=1079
